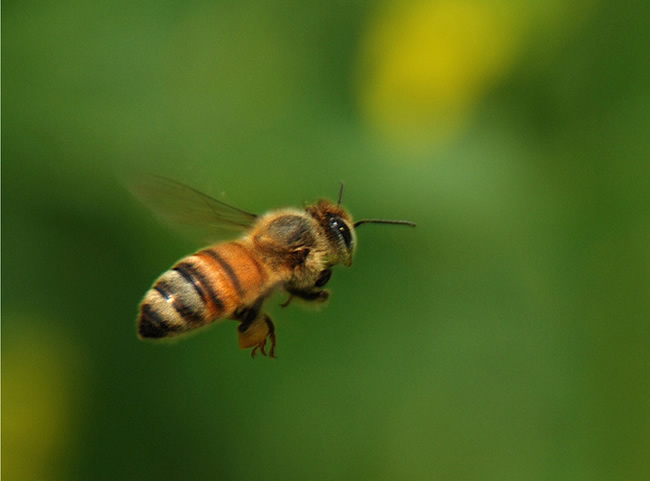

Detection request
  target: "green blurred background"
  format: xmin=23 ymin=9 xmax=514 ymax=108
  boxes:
xmin=3 ymin=0 xmax=649 ymax=479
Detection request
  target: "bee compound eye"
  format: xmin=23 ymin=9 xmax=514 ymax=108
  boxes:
xmin=329 ymin=216 xmax=352 ymax=249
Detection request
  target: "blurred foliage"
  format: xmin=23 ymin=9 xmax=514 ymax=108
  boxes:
xmin=2 ymin=0 xmax=649 ymax=480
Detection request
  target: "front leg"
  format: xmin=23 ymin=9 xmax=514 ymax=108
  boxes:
xmin=286 ymin=288 xmax=330 ymax=303
xmin=282 ymin=269 xmax=333 ymax=307
xmin=314 ymin=268 xmax=332 ymax=288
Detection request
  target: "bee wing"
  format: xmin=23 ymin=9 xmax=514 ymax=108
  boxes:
xmin=129 ymin=175 xmax=258 ymax=235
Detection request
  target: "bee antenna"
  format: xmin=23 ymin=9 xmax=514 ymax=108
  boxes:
xmin=337 ymin=181 xmax=345 ymax=205
xmin=353 ymin=219 xmax=417 ymax=228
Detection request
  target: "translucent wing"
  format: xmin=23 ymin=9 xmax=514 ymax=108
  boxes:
xmin=129 ymin=175 xmax=257 ymax=235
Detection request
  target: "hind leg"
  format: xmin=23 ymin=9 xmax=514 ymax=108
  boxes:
xmin=236 ymin=308 xmax=277 ymax=358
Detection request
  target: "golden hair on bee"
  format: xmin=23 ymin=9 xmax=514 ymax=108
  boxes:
xmin=132 ymin=177 xmax=415 ymax=358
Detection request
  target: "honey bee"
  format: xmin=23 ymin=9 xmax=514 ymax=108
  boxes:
xmin=133 ymin=176 xmax=415 ymax=358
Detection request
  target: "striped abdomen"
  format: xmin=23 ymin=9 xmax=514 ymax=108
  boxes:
xmin=138 ymin=241 xmax=271 ymax=339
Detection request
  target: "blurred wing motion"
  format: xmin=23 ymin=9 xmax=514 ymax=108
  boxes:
xmin=129 ymin=175 xmax=258 ymax=234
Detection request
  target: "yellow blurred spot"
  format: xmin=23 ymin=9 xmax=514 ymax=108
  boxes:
xmin=357 ymin=0 xmax=519 ymax=150
xmin=3 ymin=325 xmax=85 ymax=481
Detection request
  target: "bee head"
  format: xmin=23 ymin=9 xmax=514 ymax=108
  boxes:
xmin=307 ymin=182 xmax=416 ymax=267
xmin=307 ymin=200 xmax=357 ymax=267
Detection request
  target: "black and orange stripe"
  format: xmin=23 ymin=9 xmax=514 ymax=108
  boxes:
xmin=229 ymin=242 xmax=267 ymax=287
xmin=196 ymin=249 xmax=244 ymax=298
xmin=138 ymin=241 xmax=272 ymax=339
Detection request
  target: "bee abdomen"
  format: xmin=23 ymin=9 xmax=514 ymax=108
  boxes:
xmin=194 ymin=242 xmax=269 ymax=306
xmin=138 ymin=263 xmax=224 ymax=339
xmin=138 ymin=303 xmax=170 ymax=338
xmin=138 ymin=241 xmax=270 ymax=339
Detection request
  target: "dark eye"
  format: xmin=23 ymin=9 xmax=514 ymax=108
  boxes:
xmin=329 ymin=216 xmax=352 ymax=249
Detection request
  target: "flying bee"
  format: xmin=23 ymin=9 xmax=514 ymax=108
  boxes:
xmin=132 ymin=176 xmax=416 ymax=358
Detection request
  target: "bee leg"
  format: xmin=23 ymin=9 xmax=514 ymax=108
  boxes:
xmin=286 ymin=288 xmax=330 ymax=303
xmin=315 ymin=268 xmax=332 ymax=288
xmin=234 ymin=297 xmax=263 ymax=324
xmin=237 ymin=310 xmax=277 ymax=359
xmin=280 ymin=294 xmax=294 ymax=308
xmin=264 ymin=315 xmax=276 ymax=358
xmin=249 ymin=315 xmax=277 ymax=358
xmin=250 ymin=336 xmax=266 ymax=358
xmin=285 ymin=268 xmax=332 ymax=302
xmin=281 ymin=270 xmax=331 ymax=307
